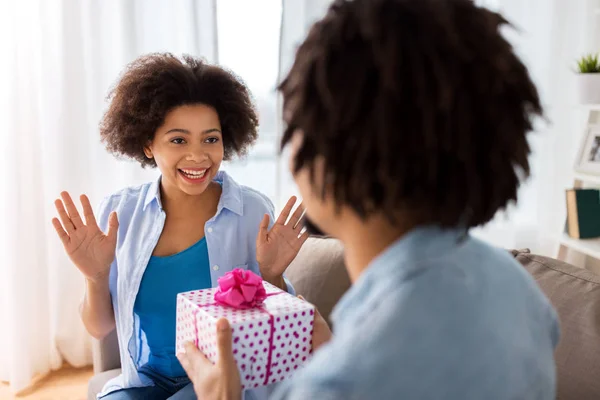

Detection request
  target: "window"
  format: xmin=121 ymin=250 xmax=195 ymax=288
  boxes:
xmin=217 ymin=0 xmax=285 ymax=207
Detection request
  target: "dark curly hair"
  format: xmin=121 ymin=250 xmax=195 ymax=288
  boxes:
xmin=279 ymin=0 xmax=543 ymax=229
xmin=100 ymin=53 xmax=259 ymax=168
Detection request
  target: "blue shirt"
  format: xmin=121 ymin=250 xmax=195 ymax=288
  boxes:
xmin=134 ymin=237 xmax=212 ymax=378
xmin=273 ymin=226 xmax=559 ymax=400
xmin=96 ymin=171 xmax=294 ymax=399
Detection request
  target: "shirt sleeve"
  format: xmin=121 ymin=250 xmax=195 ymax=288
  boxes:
xmin=283 ymin=276 xmax=296 ymax=296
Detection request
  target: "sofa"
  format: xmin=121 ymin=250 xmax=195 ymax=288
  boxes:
xmin=88 ymin=238 xmax=600 ymax=400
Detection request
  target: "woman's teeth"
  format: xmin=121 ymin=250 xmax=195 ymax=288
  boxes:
xmin=180 ymin=169 xmax=207 ymax=179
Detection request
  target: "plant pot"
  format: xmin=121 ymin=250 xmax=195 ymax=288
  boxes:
xmin=577 ymin=73 xmax=600 ymax=104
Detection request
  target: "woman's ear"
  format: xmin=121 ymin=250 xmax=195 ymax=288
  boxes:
xmin=143 ymin=145 xmax=153 ymax=159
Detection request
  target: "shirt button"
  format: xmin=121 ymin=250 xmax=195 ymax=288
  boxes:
xmin=207 ymin=227 xmax=213 ymax=233
xmin=213 ymin=265 xmax=219 ymax=271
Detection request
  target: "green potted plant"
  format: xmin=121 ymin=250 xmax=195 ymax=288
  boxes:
xmin=576 ymin=53 xmax=600 ymax=104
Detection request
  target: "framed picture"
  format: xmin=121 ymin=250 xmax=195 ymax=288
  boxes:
xmin=575 ymin=125 xmax=600 ymax=175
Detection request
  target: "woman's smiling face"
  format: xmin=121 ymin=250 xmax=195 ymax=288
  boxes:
xmin=144 ymin=104 xmax=224 ymax=197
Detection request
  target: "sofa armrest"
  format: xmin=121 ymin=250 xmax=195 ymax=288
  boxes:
xmin=92 ymin=329 xmax=121 ymax=374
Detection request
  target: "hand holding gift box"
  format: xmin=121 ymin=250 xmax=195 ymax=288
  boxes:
xmin=176 ymin=269 xmax=315 ymax=390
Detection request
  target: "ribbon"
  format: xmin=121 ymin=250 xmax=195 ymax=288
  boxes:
xmin=214 ymin=268 xmax=267 ymax=309
xmin=261 ymin=304 xmax=276 ymax=386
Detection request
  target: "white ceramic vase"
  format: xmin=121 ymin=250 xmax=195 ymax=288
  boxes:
xmin=577 ymin=73 xmax=600 ymax=104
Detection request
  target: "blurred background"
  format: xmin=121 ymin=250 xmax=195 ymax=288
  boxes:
xmin=1 ymin=0 xmax=600 ymax=398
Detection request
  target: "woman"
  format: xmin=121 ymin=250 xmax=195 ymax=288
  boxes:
xmin=52 ymin=54 xmax=307 ymax=400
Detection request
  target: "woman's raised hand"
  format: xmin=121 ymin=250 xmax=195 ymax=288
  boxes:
xmin=52 ymin=192 xmax=118 ymax=283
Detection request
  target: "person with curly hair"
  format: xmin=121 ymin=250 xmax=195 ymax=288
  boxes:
xmin=177 ymin=0 xmax=559 ymax=399
xmin=51 ymin=53 xmax=307 ymax=400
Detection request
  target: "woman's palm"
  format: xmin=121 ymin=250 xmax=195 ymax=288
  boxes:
xmin=65 ymin=223 xmax=116 ymax=273
xmin=256 ymin=196 xmax=309 ymax=279
xmin=52 ymin=192 xmax=119 ymax=281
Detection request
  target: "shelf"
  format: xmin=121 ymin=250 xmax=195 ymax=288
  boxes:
xmin=572 ymin=104 xmax=600 ymax=111
xmin=559 ymin=233 xmax=600 ymax=260
xmin=573 ymin=172 xmax=600 ymax=185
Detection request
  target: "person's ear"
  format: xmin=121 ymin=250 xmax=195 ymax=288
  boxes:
xmin=143 ymin=144 xmax=153 ymax=159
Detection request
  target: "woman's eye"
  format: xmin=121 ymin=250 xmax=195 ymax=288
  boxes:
xmin=171 ymin=138 xmax=185 ymax=144
xmin=206 ymin=137 xmax=220 ymax=144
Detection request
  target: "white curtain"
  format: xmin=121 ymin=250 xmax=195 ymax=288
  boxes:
xmin=0 ymin=0 xmax=217 ymax=393
xmin=217 ymin=0 xmax=286 ymax=205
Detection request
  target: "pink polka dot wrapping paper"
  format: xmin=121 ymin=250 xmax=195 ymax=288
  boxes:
xmin=176 ymin=282 xmax=315 ymax=390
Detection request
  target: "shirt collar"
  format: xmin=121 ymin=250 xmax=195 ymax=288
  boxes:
xmin=143 ymin=175 xmax=163 ymax=211
xmin=142 ymin=170 xmax=244 ymax=216
xmin=214 ymin=170 xmax=244 ymax=216
xmin=331 ymin=225 xmax=467 ymax=326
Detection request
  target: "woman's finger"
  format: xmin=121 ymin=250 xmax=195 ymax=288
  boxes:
xmin=177 ymin=347 xmax=195 ymax=379
xmin=215 ymin=319 xmax=236 ymax=368
xmin=51 ymin=218 xmax=70 ymax=246
xmin=288 ymin=203 xmax=305 ymax=229
xmin=275 ymin=196 xmax=297 ymax=225
xmin=80 ymin=194 xmax=98 ymax=229
xmin=61 ymin=192 xmax=84 ymax=229
xmin=107 ymin=212 xmax=119 ymax=242
xmin=311 ymin=306 xmax=333 ymax=352
xmin=256 ymin=214 xmax=270 ymax=245
xmin=54 ymin=198 xmax=76 ymax=234
xmin=180 ymin=341 xmax=211 ymax=375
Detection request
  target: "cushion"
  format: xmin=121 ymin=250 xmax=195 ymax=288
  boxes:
xmin=285 ymin=237 xmax=349 ymax=324
xmin=515 ymin=249 xmax=600 ymax=400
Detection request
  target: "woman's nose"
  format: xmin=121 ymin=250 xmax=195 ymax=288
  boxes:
xmin=186 ymin=144 xmax=208 ymax=162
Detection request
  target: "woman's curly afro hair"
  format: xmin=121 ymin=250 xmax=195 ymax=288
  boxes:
xmin=100 ymin=53 xmax=259 ymax=168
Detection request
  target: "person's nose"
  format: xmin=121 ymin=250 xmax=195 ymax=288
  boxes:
xmin=186 ymin=143 xmax=209 ymax=163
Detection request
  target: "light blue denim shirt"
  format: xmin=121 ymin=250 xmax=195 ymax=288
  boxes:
xmin=273 ymin=226 xmax=559 ymax=400
xmin=96 ymin=171 xmax=294 ymax=399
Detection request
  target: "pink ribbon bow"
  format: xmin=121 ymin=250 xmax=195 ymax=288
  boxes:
xmin=214 ymin=268 xmax=267 ymax=309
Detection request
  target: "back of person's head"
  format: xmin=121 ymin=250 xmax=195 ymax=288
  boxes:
xmin=280 ymin=0 xmax=542 ymax=230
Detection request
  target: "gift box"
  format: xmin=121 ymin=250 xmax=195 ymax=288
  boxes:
xmin=176 ymin=269 xmax=315 ymax=390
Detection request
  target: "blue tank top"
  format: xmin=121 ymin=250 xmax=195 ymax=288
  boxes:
xmin=134 ymin=236 xmax=212 ymax=378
